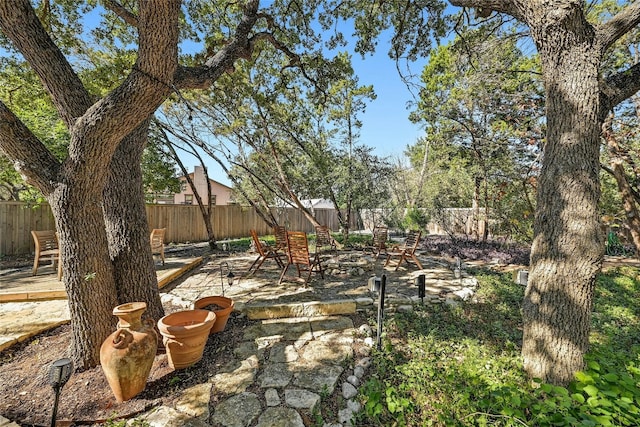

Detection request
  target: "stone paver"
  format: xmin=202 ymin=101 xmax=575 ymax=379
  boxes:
xmin=210 ymin=392 xmax=262 ymax=427
xmin=254 ymin=407 xmax=304 ymax=427
xmin=175 ymin=383 xmax=213 ymax=419
xmin=258 ymin=363 xmax=295 ymax=388
xmin=284 ymin=388 xmax=321 ymax=410
xmin=0 ymin=300 xmax=69 ymax=351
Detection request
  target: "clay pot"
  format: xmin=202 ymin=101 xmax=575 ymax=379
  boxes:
xmin=100 ymin=302 xmax=157 ymax=403
xmin=193 ymin=296 xmax=235 ymax=334
xmin=157 ymin=309 xmax=215 ymax=370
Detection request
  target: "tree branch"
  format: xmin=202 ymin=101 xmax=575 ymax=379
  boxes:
xmin=174 ymin=0 xmax=260 ymax=90
xmin=102 ymin=0 xmax=138 ymax=27
xmin=448 ymin=0 xmax=523 ymax=22
xmin=72 ymin=1 xmax=180 ymax=148
xmin=0 ymin=101 xmax=60 ymax=193
xmin=0 ymin=0 xmax=92 ymax=127
xmin=602 ymin=61 xmax=640 ymax=111
xmin=0 ymin=0 xmax=181 ymax=163
xmin=596 ymin=3 xmax=640 ymax=52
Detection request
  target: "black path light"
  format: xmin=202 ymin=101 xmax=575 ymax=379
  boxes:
xmin=49 ymin=358 xmax=73 ymax=427
xmin=376 ymin=274 xmax=387 ymax=350
xmin=219 ymin=261 xmax=235 ymax=296
xmin=417 ymin=274 xmax=426 ymax=304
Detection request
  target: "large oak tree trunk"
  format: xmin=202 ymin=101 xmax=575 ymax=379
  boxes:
xmin=51 ymin=161 xmax=119 ymax=369
xmin=104 ymin=120 xmax=164 ymax=321
xmin=449 ymin=0 xmax=640 ymax=389
xmin=523 ymin=28 xmax=604 ymax=385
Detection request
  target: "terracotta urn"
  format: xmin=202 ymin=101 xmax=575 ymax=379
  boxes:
xmin=100 ymin=302 xmax=157 ymax=402
xmin=157 ymin=309 xmax=215 ymax=370
xmin=193 ymin=295 xmax=235 ymax=334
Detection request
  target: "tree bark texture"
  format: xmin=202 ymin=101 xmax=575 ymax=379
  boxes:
xmin=51 ymin=162 xmax=119 ymax=369
xmin=0 ymin=0 xmax=267 ymax=369
xmin=104 ymin=120 xmax=164 ymax=321
xmin=522 ymin=8 xmax=604 ymax=385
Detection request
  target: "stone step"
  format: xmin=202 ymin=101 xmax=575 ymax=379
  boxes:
xmin=242 ymin=299 xmax=356 ymax=320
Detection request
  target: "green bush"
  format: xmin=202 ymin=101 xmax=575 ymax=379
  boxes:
xmin=402 ymin=207 xmax=429 ymax=232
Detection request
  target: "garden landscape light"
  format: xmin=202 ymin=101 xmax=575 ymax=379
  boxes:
xmin=368 ymin=275 xmax=381 ymax=293
xmin=517 ymin=269 xmax=528 ymax=286
xmin=376 ymin=275 xmax=387 ymax=350
xmin=417 ymin=274 xmax=426 ymax=304
xmin=49 ymin=357 xmax=73 ymax=427
xmin=454 ymin=256 xmax=462 ymax=279
xmin=219 ymin=261 xmax=235 ymax=296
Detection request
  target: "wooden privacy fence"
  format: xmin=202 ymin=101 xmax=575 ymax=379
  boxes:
xmin=1 ymin=202 xmax=354 ymax=256
xmin=1 ymin=202 xmax=56 ymax=257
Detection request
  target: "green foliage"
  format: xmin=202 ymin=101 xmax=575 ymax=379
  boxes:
xmin=335 ymin=232 xmax=370 ymax=246
xmin=357 ymin=268 xmax=640 ymax=426
xmin=215 ymin=237 xmax=252 ymax=253
xmin=172 ymin=49 xmax=392 ymax=226
xmin=0 ymin=58 xmax=69 ymax=201
xmin=599 ymin=169 xmax=624 ymax=223
xmin=402 ymin=207 xmax=429 ymax=232
xmin=413 ymin=140 xmax=475 ymax=209
xmin=405 ymin=25 xmax=542 ymax=240
xmin=605 ymin=230 xmax=629 ymax=256
xmin=143 ymin=126 xmax=181 ymax=202
xmin=592 ymin=3 xmax=640 ymax=252
xmin=591 ymin=267 xmax=640 ymax=360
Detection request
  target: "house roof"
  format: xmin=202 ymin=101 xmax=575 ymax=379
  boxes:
xmin=301 ymin=198 xmax=333 ymax=209
xmin=179 ymin=173 xmax=232 ymax=190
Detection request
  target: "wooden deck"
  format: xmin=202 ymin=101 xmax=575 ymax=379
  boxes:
xmin=0 ymin=257 xmax=203 ymax=303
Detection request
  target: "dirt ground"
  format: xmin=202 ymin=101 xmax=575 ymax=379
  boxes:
xmin=0 ymin=244 xmax=228 ymax=426
xmin=0 ymin=319 xmax=234 ymax=426
xmin=1 ymin=235 xmax=633 ymax=426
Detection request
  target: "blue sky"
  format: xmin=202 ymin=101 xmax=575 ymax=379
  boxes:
xmin=350 ymin=51 xmax=427 ymax=157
